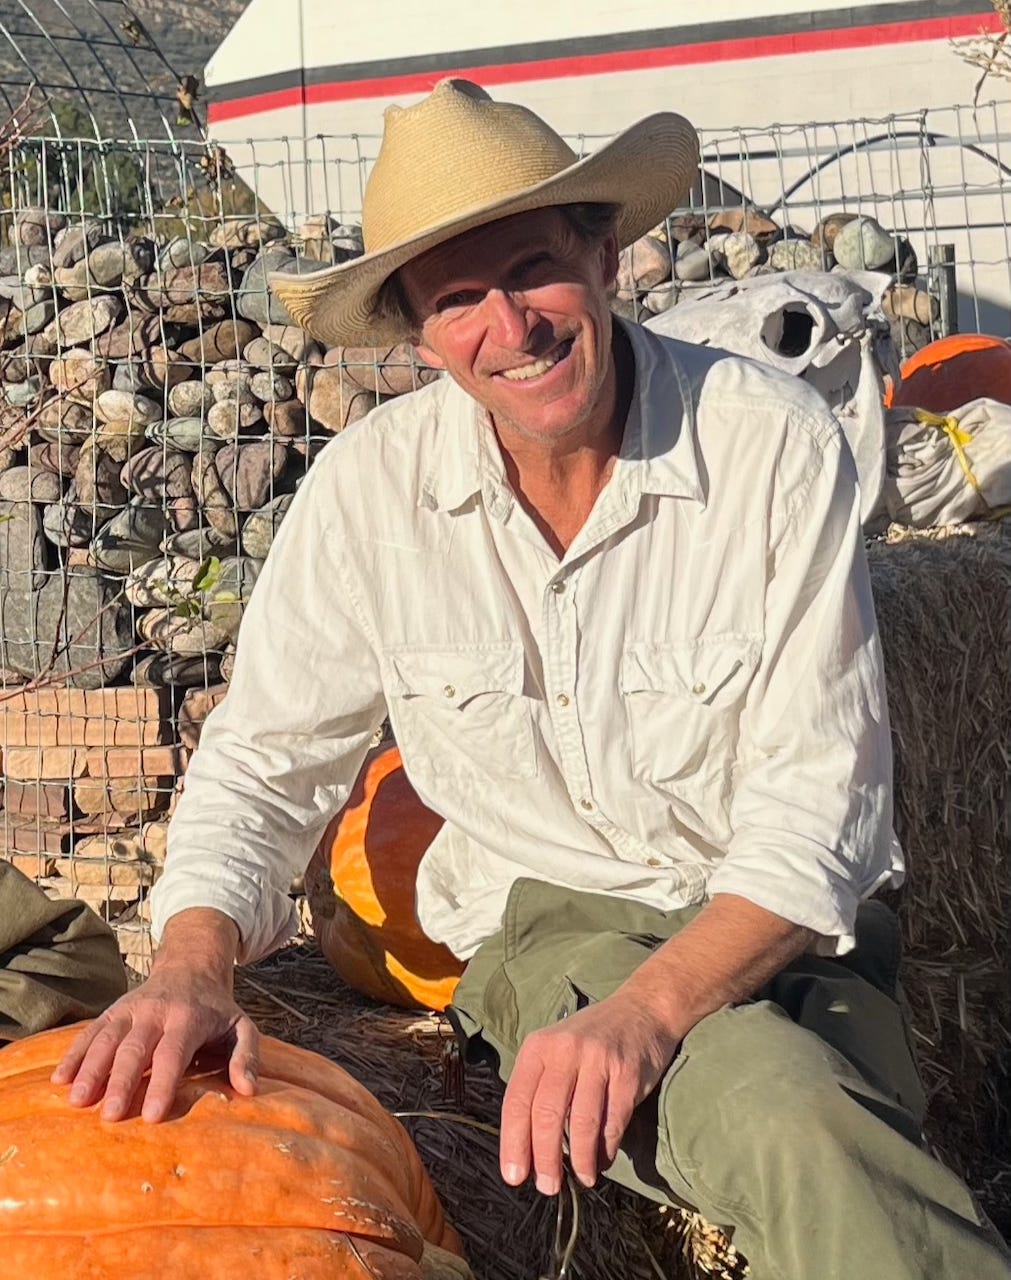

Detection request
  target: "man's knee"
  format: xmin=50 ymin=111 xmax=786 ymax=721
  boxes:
xmin=658 ymin=1001 xmax=918 ymax=1197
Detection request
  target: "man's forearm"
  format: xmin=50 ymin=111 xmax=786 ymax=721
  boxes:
xmin=154 ymin=908 xmax=242 ymax=987
xmin=619 ymin=894 xmax=815 ymax=1042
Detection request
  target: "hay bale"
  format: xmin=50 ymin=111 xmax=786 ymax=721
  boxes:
xmin=868 ymin=523 xmax=1011 ymax=1228
xmin=234 ymin=945 xmax=736 ymax=1280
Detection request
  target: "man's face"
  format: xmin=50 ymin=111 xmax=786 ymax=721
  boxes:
xmin=401 ymin=207 xmax=619 ymax=445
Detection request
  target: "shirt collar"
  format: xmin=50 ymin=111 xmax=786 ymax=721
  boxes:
xmin=420 ymin=316 xmax=706 ymax=514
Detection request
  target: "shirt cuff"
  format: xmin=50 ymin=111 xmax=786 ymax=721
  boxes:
xmin=706 ymin=858 xmax=866 ymax=957
xmin=149 ymin=860 xmax=300 ymax=966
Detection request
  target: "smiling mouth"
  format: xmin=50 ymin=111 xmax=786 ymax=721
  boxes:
xmin=497 ymin=337 xmax=575 ymax=382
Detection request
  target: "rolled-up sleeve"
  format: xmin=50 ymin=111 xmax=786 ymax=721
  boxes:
xmin=150 ymin=460 xmax=386 ymax=965
xmin=707 ymin=414 xmax=903 ymax=954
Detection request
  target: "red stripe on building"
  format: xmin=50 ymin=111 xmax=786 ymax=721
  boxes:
xmin=208 ymin=12 xmax=1003 ymax=124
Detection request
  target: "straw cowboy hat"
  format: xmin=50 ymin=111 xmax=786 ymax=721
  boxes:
xmin=270 ymin=77 xmax=700 ymax=347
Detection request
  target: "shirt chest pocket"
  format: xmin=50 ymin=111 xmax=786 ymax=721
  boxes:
xmin=384 ymin=642 xmax=537 ymax=782
xmin=620 ymin=636 xmax=760 ymax=790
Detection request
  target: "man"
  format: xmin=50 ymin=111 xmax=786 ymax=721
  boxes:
xmin=54 ymin=79 xmax=1009 ymax=1277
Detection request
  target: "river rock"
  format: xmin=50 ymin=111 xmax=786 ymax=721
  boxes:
xmin=617 ymin=235 xmax=671 ymax=294
xmin=138 ymin=262 xmax=232 ymax=325
xmin=148 ymin=417 xmax=222 ymax=454
xmin=242 ymin=335 xmax=299 ymax=372
xmin=0 ymin=277 xmax=45 ymax=311
xmin=15 ymin=208 xmax=66 ymax=248
xmin=210 ymin=217 xmax=286 ymax=250
xmin=25 ymin=569 xmax=134 ymax=688
xmin=192 ymin=451 xmax=238 ymax=541
xmin=331 ymin=344 xmax=439 ymax=397
xmin=258 ymin=325 xmax=319 ymax=367
xmin=241 ymin=492 xmax=294 ymax=558
xmin=0 ymin=301 xmax=25 ymax=348
xmin=137 ymin=606 xmax=231 ymax=656
xmin=238 ymin=250 xmax=330 ymax=327
xmin=811 ymin=212 xmax=858 ymax=252
xmin=121 ymin=445 xmax=194 ymax=504
xmin=162 ymin=382 xmax=206 ymax=419
xmin=220 ymin=645 xmax=235 ymax=683
xmin=50 ymin=220 xmax=105 ymax=269
xmin=159 ymin=237 xmax=211 ymax=271
xmin=42 ymin=487 xmax=94 ymax=547
xmin=296 ymin=361 xmax=373 ymax=432
xmin=94 ymin=313 xmax=163 ymax=361
xmin=94 ymin=389 xmax=162 ymax=428
xmin=0 ymin=246 xmax=46 ymax=277
xmin=214 ymin=439 xmax=289 ymax=511
xmin=768 ymin=240 xmax=827 ymax=272
xmin=211 ymin=374 xmax=257 ymax=406
xmin=0 ymin=496 xmax=47 ymax=590
xmin=140 ymin=346 xmax=189 ymax=392
xmin=708 ymin=208 xmax=780 ymax=239
xmin=5 ymin=378 xmax=42 ymax=408
xmin=22 ymin=299 xmax=56 ymax=336
xmin=0 ymin=465 xmax=61 ymax=504
xmin=93 ymin=417 xmax=147 ymax=464
xmin=177 ymin=319 xmax=259 ymax=366
xmin=162 ymin=526 xmax=237 ymax=559
xmin=330 ymin=223 xmax=364 ymax=261
xmin=206 ymin=399 xmax=263 ymax=438
xmin=250 ymin=370 xmax=294 ymax=403
xmin=724 ymin=232 xmax=763 ymax=279
xmin=75 ymin=440 xmax=128 ymax=513
xmin=673 ymin=241 xmax=712 ymax=283
xmin=125 ymin=554 xmax=202 ymax=608
xmin=50 ymin=349 xmax=112 ymax=403
xmin=263 ymin=399 xmax=307 ymax=436
xmin=132 ymin=649 xmax=222 ymax=688
xmin=111 ymin=363 xmax=149 ymax=395
xmin=199 ymin=555 xmax=261 ymax=639
xmin=37 ymin=396 xmax=93 ymax=442
xmin=46 ymin=295 xmax=122 ymax=346
xmin=31 ymin=439 xmax=80 ymax=478
xmin=832 ymin=216 xmax=895 ymax=271
xmin=90 ymin=498 xmax=173 ymax=574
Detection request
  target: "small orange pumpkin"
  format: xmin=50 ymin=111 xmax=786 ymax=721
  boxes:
xmin=887 ymin=333 xmax=1011 ymax=411
xmin=0 ymin=1022 xmax=467 ymax=1279
xmin=307 ymin=745 xmax=464 ymax=1012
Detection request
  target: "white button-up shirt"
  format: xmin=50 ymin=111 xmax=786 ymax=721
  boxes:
xmin=152 ymin=320 xmax=903 ymax=964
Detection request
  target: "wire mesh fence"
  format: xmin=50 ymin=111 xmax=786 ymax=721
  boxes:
xmin=0 ymin=5 xmax=1007 ymax=975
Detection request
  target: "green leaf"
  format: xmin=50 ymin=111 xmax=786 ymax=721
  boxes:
xmin=193 ymin=555 xmax=222 ymax=594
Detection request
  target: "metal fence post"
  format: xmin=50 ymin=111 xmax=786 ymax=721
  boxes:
xmin=928 ymin=243 xmax=958 ymax=338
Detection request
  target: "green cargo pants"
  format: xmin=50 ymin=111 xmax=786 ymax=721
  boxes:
xmin=449 ymin=879 xmax=1011 ymax=1280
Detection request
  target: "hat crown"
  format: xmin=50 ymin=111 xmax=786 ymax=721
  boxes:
xmin=363 ymin=78 xmax=579 ymax=253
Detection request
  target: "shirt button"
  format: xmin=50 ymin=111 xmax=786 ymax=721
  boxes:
xmin=551 ymin=581 xmax=566 ymax=594
xmin=556 ymin=693 xmax=570 ymax=707
xmin=646 ymin=857 xmax=662 ymax=868
xmin=579 ymin=798 xmax=593 ymax=811
xmin=443 ymin=684 xmax=456 ymax=698
xmin=691 ymin=682 xmax=707 ymax=696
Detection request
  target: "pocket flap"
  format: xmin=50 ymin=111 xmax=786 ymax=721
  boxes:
xmin=386 ymin=642 xmax=525 ymax=708
xmin=620 ymin=636 xmax=759 ymax=706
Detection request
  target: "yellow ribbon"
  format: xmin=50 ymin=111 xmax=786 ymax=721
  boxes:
xmin=913 ymin=408 xmax=1011 ymax=521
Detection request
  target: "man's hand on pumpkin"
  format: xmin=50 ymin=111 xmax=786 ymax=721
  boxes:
xmin=498 ymin=992 xmax=680 ymax=1194
xmin=51 ymin=908 xmax=258 ymax=1124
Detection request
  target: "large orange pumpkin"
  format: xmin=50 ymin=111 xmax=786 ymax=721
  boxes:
xmin=887 ymin=333 xmax=1011 ymax=411
xmin=306 ymin=745 xmax=464 ymax=1012
xmin=0 ymin=1022 xmax=469 ymax=1279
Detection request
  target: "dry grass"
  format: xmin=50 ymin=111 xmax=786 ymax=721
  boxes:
xmin=234 ymin=944 xmax=742 ymax=1280
xmin=870 ymin=522 xmax=1011 ymax=1234
xmin=232 ymin=522 xmax=1011 ymax=1277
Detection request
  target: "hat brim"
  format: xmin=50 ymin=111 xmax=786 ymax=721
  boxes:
xmin=269 ymin=112 xmax=699 ymax=348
